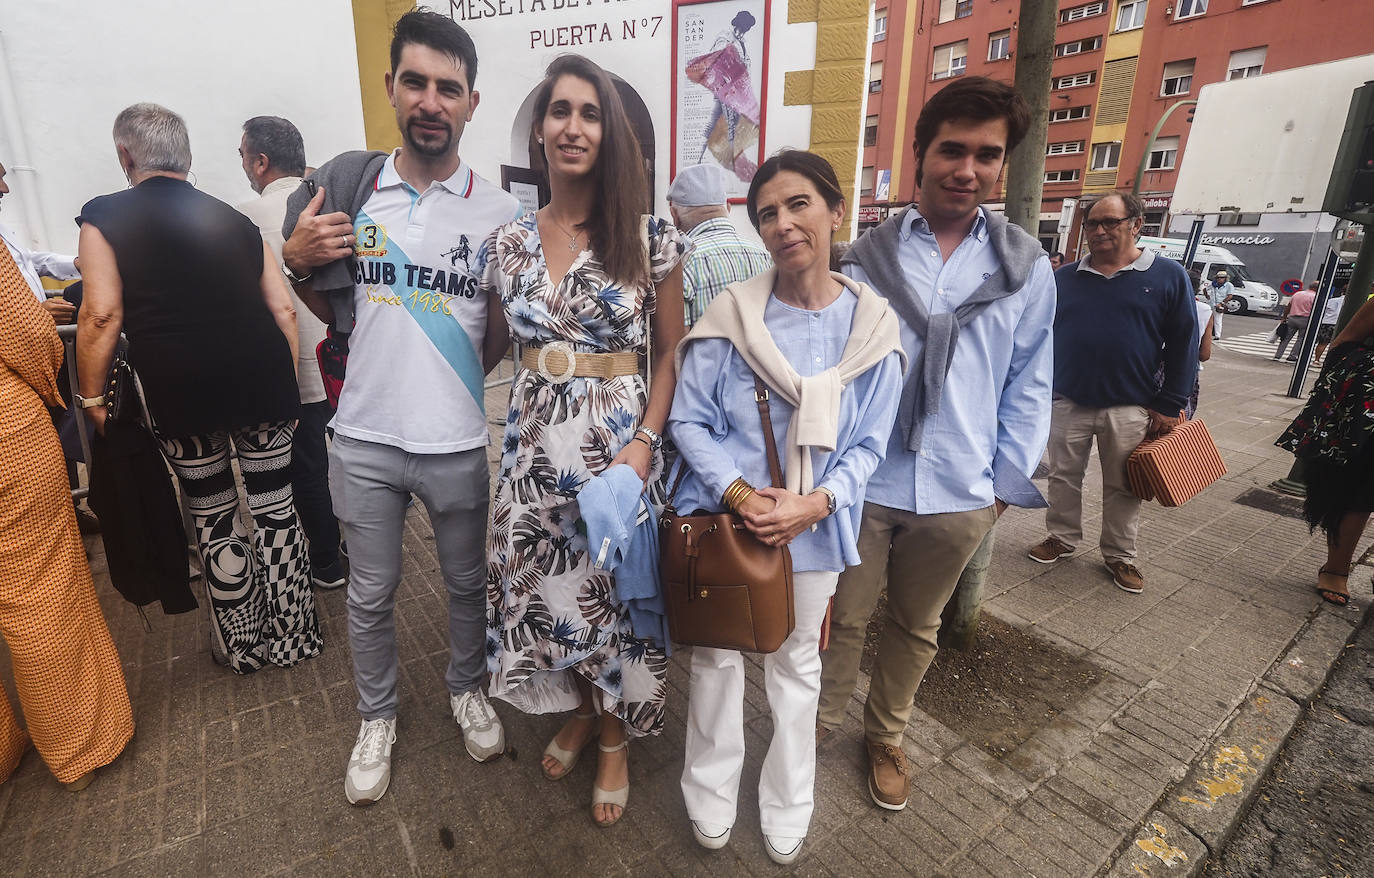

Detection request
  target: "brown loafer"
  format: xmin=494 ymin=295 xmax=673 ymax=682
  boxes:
xmin=865 ymin=740 xmax=909 ymax=811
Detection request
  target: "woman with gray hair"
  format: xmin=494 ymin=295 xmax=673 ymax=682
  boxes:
xmin=75 ymin=103 xmax=322 ymax=673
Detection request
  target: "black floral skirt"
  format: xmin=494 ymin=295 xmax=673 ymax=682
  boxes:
xmin=1276 ymin=340 xmax=1374 ymax=535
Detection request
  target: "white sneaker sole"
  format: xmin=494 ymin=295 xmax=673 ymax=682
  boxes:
xmin=345 ymin=773 xmax=389 ymax=806
xmin=691 ymin=821 xmax=732 ymax=850
xmin=868 ymin=773 xmax=908 ymax=811
xmin=1027 ymin=549 xmax=1073 ymax=564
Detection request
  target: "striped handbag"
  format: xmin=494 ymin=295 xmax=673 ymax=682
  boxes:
xmin=1127 ymin=420 xmax=1227 ymax=506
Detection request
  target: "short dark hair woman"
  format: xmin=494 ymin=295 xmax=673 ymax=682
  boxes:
xmin=76 ymin=103 xmax=321 ymax=674
xmin=481 ymin=55 xmax=688 ymax=828
xmin=670 ymin=150 xmax=905 ymax=864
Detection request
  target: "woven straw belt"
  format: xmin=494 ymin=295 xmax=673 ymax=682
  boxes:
xmin=521 ymin=341 xmax=639 ymax=384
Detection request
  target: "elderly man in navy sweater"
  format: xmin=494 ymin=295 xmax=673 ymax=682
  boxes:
xmin=1027 ymin=192 xmax=1198 ymax=595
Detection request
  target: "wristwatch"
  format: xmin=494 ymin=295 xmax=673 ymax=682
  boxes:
xmin=635 ymin=426 xmax=663 ymax=452
xmin=282 ymin=264 xmax=313 ymax=285
xmin=814 ymin=486 xmax=837 ymax=516
xmin=74 ymin=392 xmax=106 ymax=409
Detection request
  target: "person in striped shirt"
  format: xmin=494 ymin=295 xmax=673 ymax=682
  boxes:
xmin=668 ymin=163 xmax=772 ymax=326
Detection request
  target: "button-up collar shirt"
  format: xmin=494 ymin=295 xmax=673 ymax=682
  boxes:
xmin=842 ymin=207 xmax=1056 ymax=514
xmin=681 ymin=216 xmax=773 ymax=326
xmin=0 ymin=222 xmax=78 ymax=302
xmin=1206 ymin=280 xmax=1233 ymax=308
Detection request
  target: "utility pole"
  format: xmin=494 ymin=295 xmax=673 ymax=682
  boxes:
xmin=1003 ymin=0 xmax=1058 ymax=236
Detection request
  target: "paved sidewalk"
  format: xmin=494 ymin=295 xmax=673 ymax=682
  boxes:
xmin=0 ymin=348 xmax=1368 ymax=877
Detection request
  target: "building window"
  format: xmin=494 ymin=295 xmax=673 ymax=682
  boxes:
xmin=874 ymin=12 xmax=887 ymax=41
xmin=869 ymin=60 xmax=883 ymax=93
xmin=864 ymin=115 xmax=879 ymax=147
xmin=1147 ymin=136 xmax=1180 ymax=170
xmin=1116 ymin=0 xmax=1147 ymax=31
xmin=1055 ymin=71 xmax=1095 ymax=90
xmin=933 ymin=41 xmax=968 ymax=80
xmin=1176 ymin=0 xmax=1207 ymax=19
xmin=1056 ymin=36 xmax=1103 ymax=58
xmin=1090 ymin=141 xmax=1122 ymax=170
xmin=1227 ymin=46 xmax=1267 ymax=80
xmin=1160 ymin=59 xmax=1195 ymax=96
xmin=1047 ymin=141 xmax=1085 ymax=156
xmin=1142 ymin=210 xmax=1165 ymax=236
xmin=1061 ymin=2 xmax=1105 ymax=23
xmin=956 ymin=0 xmax=973 ymax=18
xmin=1217 ymin=211 xmax=1263 ymax=226
xmin=938 ymin=0 xmax=957 ymax=23
xmin=1044 ymin=169 xmax=1081 ymax=183
xmin=860 ymin=166 xmax=876 ymax=196
xmin=1049 ymin=105 xmax=1091 ymax=122
xmin=988 ymin=30 xmax=1010 ymax=62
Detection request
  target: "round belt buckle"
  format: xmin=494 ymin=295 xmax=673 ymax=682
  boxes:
xmin=537 ymin=340 xmax=576 ymax=385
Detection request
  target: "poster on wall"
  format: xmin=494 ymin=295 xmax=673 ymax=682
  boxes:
xmin=671 ymin=0 xmax=769 ymax=202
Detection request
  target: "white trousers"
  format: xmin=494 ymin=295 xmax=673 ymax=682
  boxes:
xmin=680 ymin=570 xmax=838 ymax=837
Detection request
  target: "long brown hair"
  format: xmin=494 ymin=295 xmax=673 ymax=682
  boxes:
xmin=529 ymin=55 xmax=648 ymax=288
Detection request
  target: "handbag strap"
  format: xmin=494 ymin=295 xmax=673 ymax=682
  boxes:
xmin=664 ymin=369 xmax=785 ymax=507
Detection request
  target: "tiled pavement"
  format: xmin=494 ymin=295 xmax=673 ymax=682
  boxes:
xmin=1 ymin=349 xmax=1368 ymax=877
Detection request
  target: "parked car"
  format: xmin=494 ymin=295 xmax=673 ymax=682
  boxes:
xmin=1139 ymin=237 xmax=1283 ymax=316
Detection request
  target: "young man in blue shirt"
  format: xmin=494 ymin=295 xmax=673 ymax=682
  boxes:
xmin=821 ymin=77 xmax=1056 ymax=812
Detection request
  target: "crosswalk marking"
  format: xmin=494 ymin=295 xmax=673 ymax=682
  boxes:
xmin=1215 ymin=330 xmax=1322 ymax=369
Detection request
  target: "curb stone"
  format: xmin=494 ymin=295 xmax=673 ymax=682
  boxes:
xmin=1103 ymin=811 xmax=1207 ymax=878
xmin=1264 ymin=596 xmax=1366 ymax=702
xmin=1161 ymin=684 xmax=1301 ymax=853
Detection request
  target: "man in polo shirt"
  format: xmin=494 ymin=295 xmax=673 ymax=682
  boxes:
xmin=280 ymin=10 xmax=521 ymax=806
xmin=667 ymin=163 xmax=771 ymax=326
xmin=1027 ymin=192 xmax=1197 ymax=595
xmin=1205 ymin=269 xmax=1232 ymax=340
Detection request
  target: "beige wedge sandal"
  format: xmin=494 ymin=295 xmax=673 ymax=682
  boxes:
xmin=591 ymin=739 xmax=629 ymax=827
xmin=541 ymin=711 xmax=598 ymax=781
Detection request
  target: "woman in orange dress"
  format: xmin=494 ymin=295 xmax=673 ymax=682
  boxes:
xmin=0 ymin=244 xmax=133 ymax=790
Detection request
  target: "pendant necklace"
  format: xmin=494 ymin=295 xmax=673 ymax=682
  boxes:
xmin=545 ymin=211 xmax=583 ymax=253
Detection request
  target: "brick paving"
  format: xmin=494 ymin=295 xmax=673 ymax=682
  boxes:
xmin=1 ymin=348 xmax=1368 ymax=876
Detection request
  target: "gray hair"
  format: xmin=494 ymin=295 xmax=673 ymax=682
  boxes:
xmin=1089 ymin=191 xmax=1146 ymax=220
xmin=112 ymin=103 xmax=191 ymax=173
xmin=242 ymin=116 xmax=306 ymax=177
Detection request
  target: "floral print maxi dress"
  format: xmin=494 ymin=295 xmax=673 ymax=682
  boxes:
xmin=483 ymin=213 xmax=686 ymax=737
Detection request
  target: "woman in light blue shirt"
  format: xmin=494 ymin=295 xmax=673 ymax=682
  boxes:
xmin=669 ymin=150 xmax=904 ymax=865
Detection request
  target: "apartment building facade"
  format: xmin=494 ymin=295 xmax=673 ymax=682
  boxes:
xmin=859 ymin=0 xmax=1368 ymax=279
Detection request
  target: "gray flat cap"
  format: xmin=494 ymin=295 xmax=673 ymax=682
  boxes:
xmin=667 ymin=163 xmax=727 ymax=207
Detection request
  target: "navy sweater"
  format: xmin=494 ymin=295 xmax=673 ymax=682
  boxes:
xmin=1053 ymin=255 xmax=1198 ymax=414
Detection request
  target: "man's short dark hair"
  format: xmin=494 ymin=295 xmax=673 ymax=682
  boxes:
xmin=912 ymin=76 xmax=1030 ymax=178
xmin=391 ymin=8 xmax=478 ymax=89
xmin=1089 ymin=191 xmax=1146 ymax=220
xmin=242 ymin=116 xmax=306 ymax=177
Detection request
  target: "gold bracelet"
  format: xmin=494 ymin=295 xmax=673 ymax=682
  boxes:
xmin=723 ymin=477 xmax=755 ymax=512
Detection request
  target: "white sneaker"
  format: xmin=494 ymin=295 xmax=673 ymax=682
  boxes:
xmin=344 ymin=717 xmax=396 ymax=805
xmin=451 ymin=690 xmax=505 ymax=762
xmin=691 ymin=820 xmax=732 ymax=850
xmin=764 ymin=834 xmax=804 ymax=866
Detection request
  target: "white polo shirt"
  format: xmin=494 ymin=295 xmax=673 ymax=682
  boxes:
xmin=332 ymin=151 xmax=521 ymax=453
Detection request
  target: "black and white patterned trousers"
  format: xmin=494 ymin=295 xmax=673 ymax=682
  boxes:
xmin=159 ymin=421 xmax=322 ymax=673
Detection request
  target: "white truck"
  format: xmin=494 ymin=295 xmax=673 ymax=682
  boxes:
xmin=1138 ymin=236 xmax=1283 ymax=315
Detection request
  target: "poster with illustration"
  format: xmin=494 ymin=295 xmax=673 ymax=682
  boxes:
xmin=672 ymin=0 xmax=768 ymax=201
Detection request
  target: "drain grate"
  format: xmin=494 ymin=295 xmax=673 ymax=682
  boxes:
xmin=1233 ymin=486 xmax=1307 ymax=520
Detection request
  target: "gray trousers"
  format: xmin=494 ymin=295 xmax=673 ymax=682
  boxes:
xmin=328 ymin=434 xmax=489 ymax=720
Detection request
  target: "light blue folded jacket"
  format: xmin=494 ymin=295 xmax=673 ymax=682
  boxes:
xmin=578 ymin=464 xmax=671 ymax=654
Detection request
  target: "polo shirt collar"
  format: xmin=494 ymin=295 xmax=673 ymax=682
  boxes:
xmin=900 ymin=205 xmax=988 ymax=242
xmin=374 ymin=149 xmax=475 ymax=198
xmin=1077 ymin=245 xmax=1155 ymax=278
xmin=260 ymin=176 xmax=302 ymax=197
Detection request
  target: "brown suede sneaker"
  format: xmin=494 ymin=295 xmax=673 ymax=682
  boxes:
xmin=1105 ymin=560 xmax=1144 ymax=594
xmin=1027 ymin=536 xmax=1074 ymax=564
xmin=865 ymin=740 xmax=909 ymax=811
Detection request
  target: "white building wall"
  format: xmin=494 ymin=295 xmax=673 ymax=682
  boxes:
xmin=0 ymin=0 xmax=365 ymax=255
xmin=456 ymin=0 xmax=813 ymax=242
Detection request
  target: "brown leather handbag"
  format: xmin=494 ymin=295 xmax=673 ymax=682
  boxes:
xmin=660 ymin=375 xmax=795 ymax=653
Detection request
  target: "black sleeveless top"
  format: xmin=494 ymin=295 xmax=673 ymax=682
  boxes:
xmin=78 ymin=177 xmax=299 ymax=437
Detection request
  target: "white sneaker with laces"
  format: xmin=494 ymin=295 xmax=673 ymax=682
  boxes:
xmin=764 ymin=834 xmax=804 ymax=865
xmin=345 ymin=717 xmax=397 ymax=805
xmin=451 ymin=690 xmax=505 ymax=762
xmin=691 ymin=820 xmax=732 ymax=850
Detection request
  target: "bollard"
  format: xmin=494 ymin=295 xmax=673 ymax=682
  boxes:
xmin=938 ymin=527 xmax=995 ymax=651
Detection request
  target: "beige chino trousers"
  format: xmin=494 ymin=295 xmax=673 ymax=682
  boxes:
xmin=818 ymin=502 xmax=997 ymax=745
xmin=1044 ymin=397 xmax=1151 ymax=564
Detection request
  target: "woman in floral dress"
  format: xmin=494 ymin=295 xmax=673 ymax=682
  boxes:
xmin=482 ymin=54 xmax=688 ymax=827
